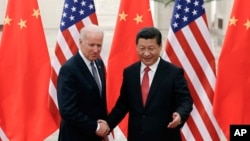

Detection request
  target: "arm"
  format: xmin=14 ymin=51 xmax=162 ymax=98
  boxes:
xmin=169 ymin=68 xmax=193 ymax=128
xmin=106 ymin=70 xmax=130 ymax=130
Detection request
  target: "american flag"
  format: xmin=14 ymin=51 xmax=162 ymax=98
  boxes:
xmin=162 ymin=0 xmax=223 ymax=140
xmin=48 ymin=0 xmax=98 ymax=126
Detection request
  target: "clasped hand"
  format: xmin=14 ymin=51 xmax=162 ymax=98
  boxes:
xmin=96 ymin=119 xmax=110 ymax=137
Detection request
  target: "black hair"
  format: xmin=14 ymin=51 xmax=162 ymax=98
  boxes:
xmin=136 ymin=27 xmax=162 ymax=45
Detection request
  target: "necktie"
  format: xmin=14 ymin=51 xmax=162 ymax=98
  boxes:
xmin=90 ymin=61 xmax=102 ymax=95
xmin=141 ymin=66 xmax=150 ymax=106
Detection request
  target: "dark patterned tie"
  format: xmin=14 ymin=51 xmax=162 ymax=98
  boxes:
xmin=90 ymin=61 xmax=102 ymax=95
xmin=141 ymin=66 xmax=150 ymax=106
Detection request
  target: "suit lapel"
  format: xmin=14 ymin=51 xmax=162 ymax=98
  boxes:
xmin=130 ymin=63 xmax=145 ymax=109
xmin=75 ymin=53 xmax=100 ymax=95
xmin=144 ymin=59 xmax=168 ymax=108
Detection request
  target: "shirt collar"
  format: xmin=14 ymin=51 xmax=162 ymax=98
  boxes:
xmin=79 ymin=50 xmax=92 ymax=66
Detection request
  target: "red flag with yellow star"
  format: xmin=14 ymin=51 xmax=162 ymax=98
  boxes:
xmin=213 ymin=0 xmax=250 ymax=140
xmin=0 ymin=0 xmax=57 ymax=140
xmin=106 ymin=0 xmax=153 ymax=139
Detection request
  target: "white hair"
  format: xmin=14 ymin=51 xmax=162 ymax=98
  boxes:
xmin=79 ymin=24 xmax=104 ymax=40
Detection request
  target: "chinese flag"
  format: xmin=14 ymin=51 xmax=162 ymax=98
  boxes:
xmin=213 ymin=0 xmax=250 ymax=140
xmin=106 ymin=0 xmax=153 ymax=139
xmin=0 ymin=0 xmax=57 ymax=140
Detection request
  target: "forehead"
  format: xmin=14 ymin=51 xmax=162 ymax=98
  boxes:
xmin=84 ymin=31 xmax=103 ymax=38
xmin=137 ymin=38 xmax=158 ymax=45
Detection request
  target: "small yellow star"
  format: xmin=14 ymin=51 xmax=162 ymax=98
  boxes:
xmin=134 ymin=14 xmax=143 ymax=24
xmin=244 ymin=19 xmax=250 ymax=30
xmin=18 ymin=19 xmax=27 ymax=29
xmin=119 ymin=11 xmax=128 ymax=21
xmin=4 ymin=15 xmax=12 ymax=25
xmin=32 ymin=9 xmax=40 ymax=19
xmin=229 ymin=16 xmax=238 ymax=26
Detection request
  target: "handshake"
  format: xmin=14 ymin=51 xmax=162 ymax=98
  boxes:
xmin=96 ymin=119 xmax=110 ymax=138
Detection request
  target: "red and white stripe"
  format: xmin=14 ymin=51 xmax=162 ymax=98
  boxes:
xmin=163 ymin=15 xmax=224 ymax=141
xmin=0 ymin=127 xmax=8 ymax=141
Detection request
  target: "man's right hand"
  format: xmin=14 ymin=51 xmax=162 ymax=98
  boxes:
xmin=96 ymin=119 xmax=110 ymax=137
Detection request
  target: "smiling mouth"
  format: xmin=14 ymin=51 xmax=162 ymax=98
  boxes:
xmin=143 ymin=58 xmax=151 ymax=60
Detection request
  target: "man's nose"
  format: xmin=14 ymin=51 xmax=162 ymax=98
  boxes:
xmin=143 ymin=49 xmax=150 ymax=56
xmin=93 ymin=46 xmax=99 ymax=52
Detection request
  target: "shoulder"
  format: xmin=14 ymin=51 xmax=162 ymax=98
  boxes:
xmin=159 ymin=58 xmax=184 ymax=73
xmin=124 ymin=61 xmax=141 ymax=72
xmin=60 ymin=53 xmax=80 ymax=71
xmin=161 ymin=58 xmax=181 ymax=68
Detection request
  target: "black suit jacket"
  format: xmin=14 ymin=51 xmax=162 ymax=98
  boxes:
xmin=57 ymin=52 xmax=107 ymax=141
xmin=107 ymin=58 xmax=193 ymax=141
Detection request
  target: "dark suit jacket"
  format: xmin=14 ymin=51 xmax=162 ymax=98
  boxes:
xmin=57 ymin=52 xmax=107 ymax=141
xmin=107 ymin=58 xmax=193 ymax=141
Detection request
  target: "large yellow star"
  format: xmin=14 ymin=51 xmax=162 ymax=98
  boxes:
xmin=134 ymin=14 xmax=143 ymax=24
xmin=229 ymin=16 xmax=238 ymax=26
xmin=119 ymin=11 xmax=128 ymax=21
xmin=4 ymin=15 xmax=12 ymax=25
xmin=32 ymin=9 xmax=40 ymax=19
xmin=18 ymin=19 xmax=27 ymax=29
xmin=244 ymin=19 xmax=250 ymax=30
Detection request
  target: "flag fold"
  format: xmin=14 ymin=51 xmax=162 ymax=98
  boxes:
xmin=0 ymin=0 xmax=57 ymax=140
xmin=163 ymin=0 xmax=222 ymax=140
xmin=213 ymin=0 xmax=250 ymax=140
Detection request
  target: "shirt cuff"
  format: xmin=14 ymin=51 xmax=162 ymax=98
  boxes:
xmin=96 ymin=123 xmax=100 ymax=132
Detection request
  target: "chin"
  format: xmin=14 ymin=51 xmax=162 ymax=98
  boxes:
xmin=142 ymin=62 xmax=152 ymax=66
